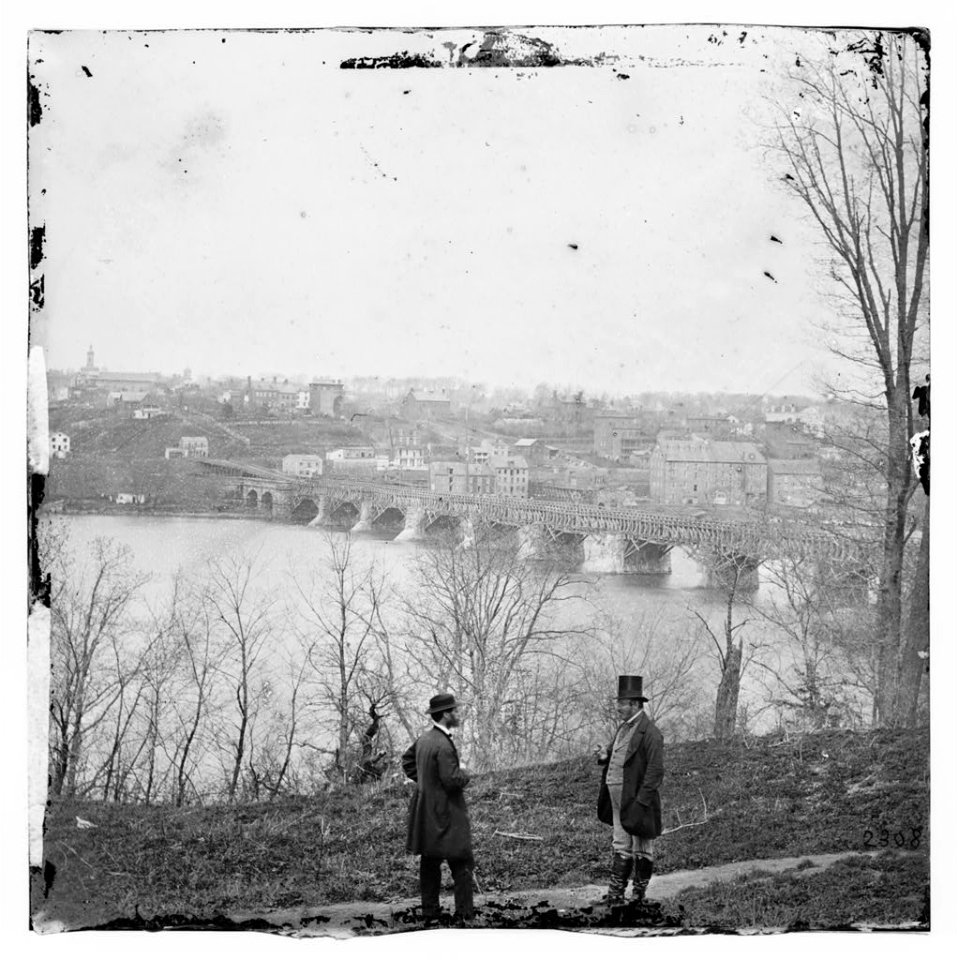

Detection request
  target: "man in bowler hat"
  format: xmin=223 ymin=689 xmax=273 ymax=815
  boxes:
xmin=401 ymin=693 xmax=475 ymax=922
xmin=595 ymin=675 xmax=665 ymax=904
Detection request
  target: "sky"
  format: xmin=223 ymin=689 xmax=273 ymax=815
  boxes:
xmin=28 ymin=23 xmax=876 ymax=398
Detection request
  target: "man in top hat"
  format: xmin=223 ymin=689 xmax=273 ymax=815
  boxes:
xmin=594 ymin=675 xmax=664 ymax=905
xmin=401 ymin=693 xmax=475 ymax=922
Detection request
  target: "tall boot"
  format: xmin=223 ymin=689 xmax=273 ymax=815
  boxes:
xmin=604 ymin=853 xmax=633 ymax=905
xmin=632 ymin=856 xmax=654 ymax=902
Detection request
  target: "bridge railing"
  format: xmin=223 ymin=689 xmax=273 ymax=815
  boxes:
xmin=222 ymin=465 xmax=860 ymax=561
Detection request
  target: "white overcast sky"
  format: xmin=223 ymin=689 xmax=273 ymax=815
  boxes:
xmin=27 ymin=22 xmax=894 ymax=397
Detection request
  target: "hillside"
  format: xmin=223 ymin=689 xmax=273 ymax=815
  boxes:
xmin=33 ymin=727 xmax=929 ymax=930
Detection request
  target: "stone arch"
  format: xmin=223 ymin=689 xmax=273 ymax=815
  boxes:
xmin=262 ymin=491 xmax=274 ymax=514
xmin=291 ymin=498 xmax=320 ymax=524
xmin=247 ymin=489 xmax=259 ymax=508
xmin=373 ymin=505 xmax=406 ymax=530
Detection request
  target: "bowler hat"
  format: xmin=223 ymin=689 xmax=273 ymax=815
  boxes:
xmin=425 ymin=692 xmax=462 ymax=716
xmin=613 ymin=675 xmax=648 ymax=702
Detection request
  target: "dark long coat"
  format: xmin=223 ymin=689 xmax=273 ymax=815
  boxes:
xmin=596 ymin=711 xmax=665 ymax=839
xmin=402 ymin=727 xmax=473 ymax=860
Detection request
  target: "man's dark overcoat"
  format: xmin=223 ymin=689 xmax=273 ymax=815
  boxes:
xmin=402 ymin=726 xmax=473 ymax=860
xmin=597 ymin=711 xmax=665 ymax=839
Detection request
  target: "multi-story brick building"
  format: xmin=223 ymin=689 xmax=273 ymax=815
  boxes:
xmin=282 ymin=454 xmax=324 ymax=478
xmin=766 ymin=459 xmax=824 ymax=508
xmin=650 ymin=438 xmax=767 ymax=506
xmin=428 ymin=461 xmax=496 ymax=495
xmin=490 ymin=455 xmax=529 ymax=498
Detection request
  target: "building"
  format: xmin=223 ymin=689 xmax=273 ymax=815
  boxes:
xmin=593 ymin=414 xmax=652 ymax=461
xmin=392 ymin=446 xmax=425 ymax=470
xmin=114 ymin=493 xmax=146 ymax=505
xmin=650 ymin=438 xmax=767 ymax=506
xmin=765 ymin=405 xmax=825 ymax=438
xmin=180 ymin=436 xmax=209 ymax=458
xmin=309 ymin=380 xmax=345 ymax=417
xmin=428 ymin=461 xmax=496 ymax=495
xmin=464 ymin=438 xmax=510 ymax=464
xmin=402 ymin=389 xmax=452 ymax=421
xmin=512 ymin=438 xmax=557 ymax=466
xmin=490 ymin=455 xmax=529 ymax=498
xmin=132 ymin=406 xmax=167 ymax=420
xmin=89 ymin=371 xmax=163 ymax=392
xmin=50 ymin=432 xmax=70 ymax=459
xmin=766 ymin=459 xmax=824 ymax=508
xmin=282 ymin=454 xmax=324 ymax=478
xmin=764 ymin=420 xmax=818 ymax=460
xmin=165 ymin=447 xmax=186 ymax=459
xmin=326 ymin=446 xmax=375 ymax=461
xmin=686 ymin=416 xmax=738 ymax=439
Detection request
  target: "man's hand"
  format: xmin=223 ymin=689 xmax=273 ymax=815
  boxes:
xmin=593 ymin=743 xmax=608 ymax=763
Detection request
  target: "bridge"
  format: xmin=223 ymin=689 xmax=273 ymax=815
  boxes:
xmin=196 ymin=458 xmax=864 ymax=577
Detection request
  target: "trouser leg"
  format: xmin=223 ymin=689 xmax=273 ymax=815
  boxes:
xmin=605 ymin=784 xmax=633 ymax=904
xmin=419 ymin=857 xmax=442 ymax=917
xmin=449 ymin=856 xmax=475 ymax=919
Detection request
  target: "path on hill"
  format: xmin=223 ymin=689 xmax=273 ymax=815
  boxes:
xmin=229 ymin=848 xmax=911 ymax=937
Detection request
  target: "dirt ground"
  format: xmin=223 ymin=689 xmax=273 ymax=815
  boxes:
xmin=34 ymin=849 xmax=915 ymax=937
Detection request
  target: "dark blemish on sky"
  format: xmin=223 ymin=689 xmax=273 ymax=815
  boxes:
xmin=738 ymin=31 xmax=748 ymax=45
xmin=403 ymin=89 xmax=411 ymax=94
xmin=81 ymin=65 xmax=93 ymax=77
xmin=763 ymin=271 xmax=778 ymax=283
xmin=616 ymin=73 xmax=630 ymax=80
xmin=770 ymin=235 xmax=783 ymax=244
xmin=568 ymin=243 xmax=579 ymax=250
xmin=30 ymin=225 xmax=45 ymax=271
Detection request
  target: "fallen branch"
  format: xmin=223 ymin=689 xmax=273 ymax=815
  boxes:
xmin=493 ymin=830 xmax=543 ymax=842
xmin=661 ymin=788 xmax=710 ymax=836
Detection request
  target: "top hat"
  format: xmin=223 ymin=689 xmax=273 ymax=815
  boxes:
xmin=425 ymin=693 xmax=462 ymax=716
xmin=613 ymin=675 xmax=648 ymax=702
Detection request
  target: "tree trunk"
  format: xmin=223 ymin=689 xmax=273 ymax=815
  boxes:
xmin=713 ymin=642 xmax=742 ymax=741
xmin=873 ymin=409 xmax=911 ymax=724
xmin=899 ymin=497 xmax=929 ymax=725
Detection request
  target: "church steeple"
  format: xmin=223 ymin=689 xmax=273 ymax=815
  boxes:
xmin=85 ymin=345 xmax=96 ymax=371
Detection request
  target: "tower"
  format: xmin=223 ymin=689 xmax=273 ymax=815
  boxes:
xmin=85 ymin=345 xmax=96 ymax=371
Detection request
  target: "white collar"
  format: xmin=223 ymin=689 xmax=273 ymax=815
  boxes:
xmin=432 ymin=720 xmax=452 ymax=736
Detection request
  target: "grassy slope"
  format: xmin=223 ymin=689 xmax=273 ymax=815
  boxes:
xmin=36 ymin=728 xmax=928 ymax=927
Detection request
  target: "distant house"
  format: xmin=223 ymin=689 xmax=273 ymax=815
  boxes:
xmin=490 ymin=455 xmax=529 ymax=498
xmin=89 ymin=371 xmax=162 ymax=392
xmin=392 ymin=447 xmax=426 ymax=470
xmin=513 ymin=438 xmax=557 ymax=466
xmin=165 ymin=447 xmax=186 ymax=459
xmin=650 ymin=438 xmax=767 ymax=506
xmin=464 ymin=438 xmax=509 ymax=464
xmin=133 ymin=406 xmax=167 ymax=420
xmin=308 ymin=380 xmax=344 ymax=417
xmin=282 ymin=454 xmax=324 ymax=478
xmin=767 ymin=459 xmax=824 ymax=508
xmin=593 ymin=414 xmax=650 ymax=461
xmin=50 ymin=432 xmax=70 ymax=459
xmin=326 ymin=446 xmax=375 ymax=461
xmin=402 ymin=389 xmax=452 ymax=421
xmin=429 ymin=461 xmax=496 ymax=495
xmin=180 ymin=436 xmax=209 ymax=458
xmin=686 ymin=416 xmax=737 ymax=439
xmin=114 ymin=493 xmax=146 ymax=505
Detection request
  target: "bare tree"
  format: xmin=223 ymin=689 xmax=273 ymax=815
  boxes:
xmin=402 ymin=525 xmax=588 ymax=771
xmin=43 ymin=524 xmax=149 ymax=798
xmin=292 ymin=533 xmax=390 ymax=783
xmin=769 ymin=31 xmax=929 ymax=723
xmin=204 ymin=554 xmax=276 ymax=802
xmin=690 ymin=554 xmax=759 ymax=741
xmin=749 ymin=556 xmax=873 ymax=730
xmin=568 ymin=610 xmax=704 ymax=748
